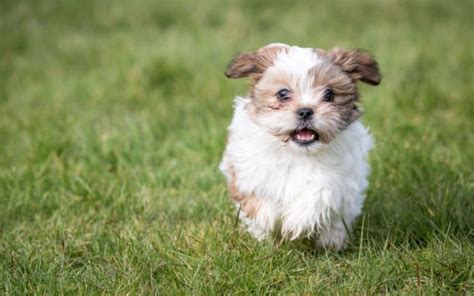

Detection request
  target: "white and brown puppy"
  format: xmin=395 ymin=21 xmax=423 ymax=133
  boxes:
xmin=220 ymin=43 xmax=381 ymax=250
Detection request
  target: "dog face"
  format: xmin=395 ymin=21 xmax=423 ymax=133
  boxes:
xmin=225 ymin=43 xmax=381 ymax=152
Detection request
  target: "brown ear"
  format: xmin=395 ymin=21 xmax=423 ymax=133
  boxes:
xmin=328 ymin=48 xmax=381 ymax=85
xmin=225 ymin=52 xmax=257 ymax=79
xmin=225 ymin=44 xmax=288 ymax=79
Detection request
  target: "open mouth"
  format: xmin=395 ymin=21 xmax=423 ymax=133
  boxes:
xmin=290 ymin=128 xmax=320 ymax=145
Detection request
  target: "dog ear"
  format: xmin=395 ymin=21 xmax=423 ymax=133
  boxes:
xmin=225 ymin=44 xmax=289 ymax=79
xmin=224 ymin=52 xmax=257 ymax=79
xmin=328 ymin=48 xmax=381 ymax=85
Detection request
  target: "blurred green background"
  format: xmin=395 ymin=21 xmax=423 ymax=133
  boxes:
xmin=1 ymin=0 xmax=473 ymax=294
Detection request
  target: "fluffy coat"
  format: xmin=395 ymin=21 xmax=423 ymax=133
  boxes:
xmin=220 ymin=43 xmax=380 ymax=250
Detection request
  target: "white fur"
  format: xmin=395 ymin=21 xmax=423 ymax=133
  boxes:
xmin=220 ymin=97 xmax=373 ymax=250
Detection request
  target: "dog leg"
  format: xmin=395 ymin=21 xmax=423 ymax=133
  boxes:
xmin=237 ymin=200 xmax=278 ymax=241
xmin=314 ymin=218 xmax=348 ymax=251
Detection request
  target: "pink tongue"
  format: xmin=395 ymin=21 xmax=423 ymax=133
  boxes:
xmin=297 ymin=129 xmax=314 ymax=141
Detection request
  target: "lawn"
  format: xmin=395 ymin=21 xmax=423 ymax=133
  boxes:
xmin=0 ymin=0 xmax=473 ymax=294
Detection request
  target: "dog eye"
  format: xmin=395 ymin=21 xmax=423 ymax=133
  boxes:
xmin=276 ymin=89 xmax=291 ymax=101
xmin=323 ymin=89 xmax=335 ymax=102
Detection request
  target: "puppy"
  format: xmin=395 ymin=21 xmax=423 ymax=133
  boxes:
xmin=220 ymin=43 xmax=381 ymax=250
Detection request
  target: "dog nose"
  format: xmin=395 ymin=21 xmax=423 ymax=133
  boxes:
xmin=297 ymin=108 xmax=314 ymax=119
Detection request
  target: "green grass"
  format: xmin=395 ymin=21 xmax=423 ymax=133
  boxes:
xmin=1 ymin=0 xmax=473 ymax=294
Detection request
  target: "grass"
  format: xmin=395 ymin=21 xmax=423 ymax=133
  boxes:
xmin=0 ymin=0 xmax=473 ymax=294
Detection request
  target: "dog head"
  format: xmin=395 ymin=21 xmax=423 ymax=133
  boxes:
xmin=225 ymin=43 xmax=381 ymax=152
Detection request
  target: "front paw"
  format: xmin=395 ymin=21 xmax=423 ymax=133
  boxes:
xmin=315 ymin=228 xmax=347 ymax=251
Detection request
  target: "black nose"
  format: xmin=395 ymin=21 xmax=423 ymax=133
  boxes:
xmin=297 ymin=108 xmax=314 ymax=119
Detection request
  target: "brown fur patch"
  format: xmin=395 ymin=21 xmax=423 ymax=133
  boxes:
xmin=225 ymin=53 xmax=256 ymax=78
xmin=311 ymin=62 xmax=356 ymax=96
xmin=225 ymin=45 xmax=289 ymax=84
xmin=250 ymin=69 xmax=299 ymax=113
xmin=310 ymin=61 xmax=361 ymax=130
xmin=327 ymin=48 xmax=381 ymax=85
xmin=228 ymin=166 xmax=262 ymax=219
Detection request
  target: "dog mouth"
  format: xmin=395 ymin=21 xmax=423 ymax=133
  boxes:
xmin=290 ymin=128 xmax=320 ymax=145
